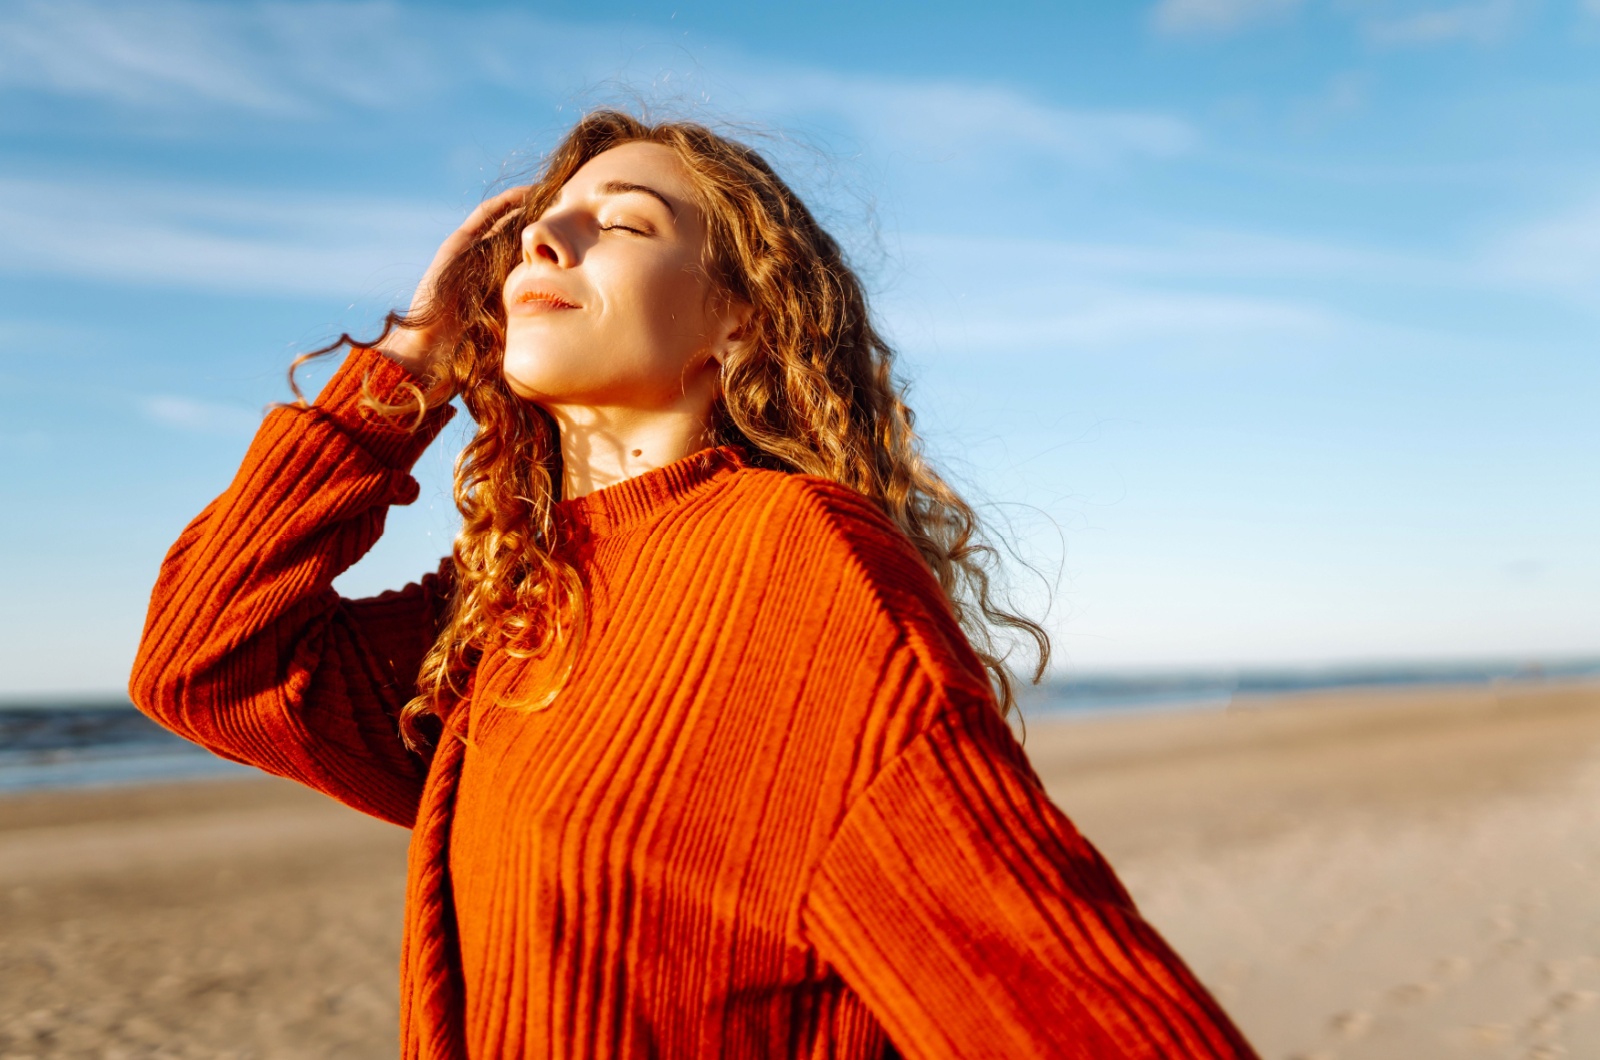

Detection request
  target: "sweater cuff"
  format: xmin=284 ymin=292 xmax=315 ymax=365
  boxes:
xmin=313 ymin=346 xmax=457 ymax=470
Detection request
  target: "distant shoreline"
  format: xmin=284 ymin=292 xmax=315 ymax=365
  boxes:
xmin=9 ymin=654 xmax=1599 ymax=714
xmin=3 ymin=659 xmax=1598 ymax=793
xmin=1022 ymin=656 xmax=1600 ymax=715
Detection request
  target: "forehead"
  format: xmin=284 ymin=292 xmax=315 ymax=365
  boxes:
xmin=556 ymin=141 xmax=696 ymax=208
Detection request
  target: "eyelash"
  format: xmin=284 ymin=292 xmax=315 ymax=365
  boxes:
xmin=599 ymin=223 xmax=647 ymax=235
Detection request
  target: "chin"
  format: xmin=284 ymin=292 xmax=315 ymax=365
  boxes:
xmin=502 ymin=344 xmax=573 ymax=402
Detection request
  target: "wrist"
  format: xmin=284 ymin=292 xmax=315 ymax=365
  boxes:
xmin=315 ymin=346 xmax=455 ymax=469
xmin=374 ymin=332 xmax=431 ymax=379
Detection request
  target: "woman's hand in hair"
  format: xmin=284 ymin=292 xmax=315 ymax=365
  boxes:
xmin=376 ymin=185 xmax=531 ymax=378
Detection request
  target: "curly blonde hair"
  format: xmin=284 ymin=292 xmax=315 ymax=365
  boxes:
xmin=296 ymin=110 xmax=1049 ymax=749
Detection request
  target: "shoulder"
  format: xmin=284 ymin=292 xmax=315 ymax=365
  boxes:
xmin=722 ymin=467 xmax=926 ymax=579
xmin=719 ymin=465 xmax=894 ymax=534
xmin=716 ymin=467 xmax=992 ymax=700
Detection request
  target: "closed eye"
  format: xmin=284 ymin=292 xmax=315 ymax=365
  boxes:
xmin=599 ymin=222 xmax=650 ymax=235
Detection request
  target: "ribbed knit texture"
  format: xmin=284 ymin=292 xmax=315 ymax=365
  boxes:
xmin=131 ymin=346 xmax=1258 ymax=1060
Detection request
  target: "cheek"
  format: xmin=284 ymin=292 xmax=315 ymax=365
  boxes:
xmin=608 ymin=258 xmax=714 ymax=354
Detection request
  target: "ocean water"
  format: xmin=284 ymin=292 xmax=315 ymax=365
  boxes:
xmin=0 ymin=704 xmax=252 ymax=794
xmin=4 ymin=657 xmax=1597 ymax=793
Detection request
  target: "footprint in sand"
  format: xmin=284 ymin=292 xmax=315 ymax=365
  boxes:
xmin=1470 ymin=1022 xmax=1512 ymax=1046
xmin=1386 ymin=982 xmax=1440 ymax=1005
xmin=1538 ymin=960 xmax=1577 ymax=988
xmin=1551 ymin=989 xmax=1599 ymax=1012
xmin=1525 ymin=1012 xmax=1561 ymax=1039
xmin=1297 ymin=925 xmax=1349 ymax=958
xmin=1329 ymin=1009 xmax=1373 ymax=1039
xmin=1486 ymin=905 xmax=1517 ymax=935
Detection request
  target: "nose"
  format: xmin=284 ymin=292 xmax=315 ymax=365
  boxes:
xmin=520 ymin=217 xmax=569 ymax=268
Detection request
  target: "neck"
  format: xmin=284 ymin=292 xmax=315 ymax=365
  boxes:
xmin=545 ymin=401 xmax=718 ymax=501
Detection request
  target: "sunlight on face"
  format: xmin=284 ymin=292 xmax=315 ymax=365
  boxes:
xmin=501 ymin=142 xmax=731 ymax=413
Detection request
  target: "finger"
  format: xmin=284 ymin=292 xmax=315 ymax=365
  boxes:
xmin=465 ymin=185 xmax=532 ymax=231
xmin=481 ymin=208 xmax=524 ymax=242
xmin=424 ymin=188 xmax=530 ymax=270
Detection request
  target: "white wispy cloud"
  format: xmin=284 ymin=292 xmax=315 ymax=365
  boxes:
xmin=1487 ymin=194 xmax=1600 ymax=304
xmin=0 ymin=0 xmax=1197 ymax=173
xmin=1151 ymin=0 xmax=1526 ymax=44
xmin=140 ymin=394 xmax=263 ymax=435
xmin=0 ymin=0 xmax=686 ymax=115
xmin=1363 ymin=1 xmax=1519 ymax=47
xmin=0 ymin=0 xmax=431 ymax=113
xmin=876 ymin=202 xmax=1600 ymax=357
xmin=729 ymin=71 xmax=1196 ymax=170
xmin=0 ymin=177 xmax=450 ymax=298
xmin=879 ymin=231 xmax=1353 ymax=355
xmin=896 ymin=228 xmax=1449 ymax=287
xmin=1150 ymin=0 xmax=1304 ymax=35
xmin=894 ymin=284 xmax=1336 ymax=354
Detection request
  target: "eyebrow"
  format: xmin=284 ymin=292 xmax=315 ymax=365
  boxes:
xmin=596 ymin=180 xmax=678 ymax=220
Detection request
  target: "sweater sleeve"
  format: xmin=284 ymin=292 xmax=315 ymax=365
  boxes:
xmin=128 ymin=346 xmax=457 ymax=828
xmin=800 ymin=699 xmax=1259 ymax=1059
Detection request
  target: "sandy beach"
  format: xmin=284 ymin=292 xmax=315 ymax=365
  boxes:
xmin=3 ymin=680 xmax=1598 ymax=1059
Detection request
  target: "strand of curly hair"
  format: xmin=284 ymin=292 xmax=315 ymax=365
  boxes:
xmin=290 ymin=110 xmax=1050 ymax=751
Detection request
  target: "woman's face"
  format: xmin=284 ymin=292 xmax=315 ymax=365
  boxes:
xmin=501 ymin=141 xmax=740 ymax=412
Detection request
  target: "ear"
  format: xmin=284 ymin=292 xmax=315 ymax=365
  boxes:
xmin=711 ymin=300 xmax=755 ymax=366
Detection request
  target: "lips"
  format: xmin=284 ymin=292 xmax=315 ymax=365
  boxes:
xmin=507 ymin=281 xmax=581 ymax=313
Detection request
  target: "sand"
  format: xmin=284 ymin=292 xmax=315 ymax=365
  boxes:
xmin=3 ymin=679 xmax=1598 ymax=1059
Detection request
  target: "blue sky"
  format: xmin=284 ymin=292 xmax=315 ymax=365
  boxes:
xmin=1 ymin=0 xmax=1597 ymax=696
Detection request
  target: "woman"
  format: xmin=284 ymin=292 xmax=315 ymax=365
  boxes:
xmin=131 ymin=111 xmax=1256 ymax=1059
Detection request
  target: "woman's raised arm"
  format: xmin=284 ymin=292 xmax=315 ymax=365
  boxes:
xmin=129 ymin=187 xmax=530 ymax=826
xmin=129 ymin=348 xmax=456 ymax=826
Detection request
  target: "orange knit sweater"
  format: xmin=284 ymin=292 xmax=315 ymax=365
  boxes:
xmin=131 ymin=346 xmax=1257 ymax=1059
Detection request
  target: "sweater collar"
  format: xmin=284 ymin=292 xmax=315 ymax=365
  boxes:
xmin=554 ymin=444 xmax=751 ymax=538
